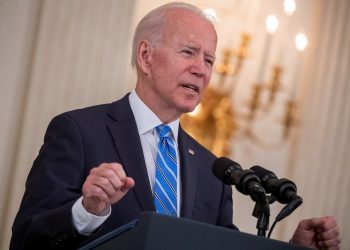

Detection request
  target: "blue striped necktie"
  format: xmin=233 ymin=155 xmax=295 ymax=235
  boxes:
xmin=154 ymin=124 xmax=178 ymax=217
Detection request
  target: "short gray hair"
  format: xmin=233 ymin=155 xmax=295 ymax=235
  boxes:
xmin=131 ymin=2 xmax=213 ymax=68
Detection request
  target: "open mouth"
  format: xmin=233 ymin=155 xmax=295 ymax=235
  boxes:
xmin=181 ymin=83 xmax=199 ymax=93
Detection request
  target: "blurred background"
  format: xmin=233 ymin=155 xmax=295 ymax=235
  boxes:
xmin=0 ymin=0 xmax=349 ymax=248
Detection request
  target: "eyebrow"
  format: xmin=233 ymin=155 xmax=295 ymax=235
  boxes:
xmin=183 ymin=45 xmax=216 ymax=61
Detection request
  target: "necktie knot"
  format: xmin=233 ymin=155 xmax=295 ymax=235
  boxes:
xmin=156 ymin=124 xmax=172 ymax=139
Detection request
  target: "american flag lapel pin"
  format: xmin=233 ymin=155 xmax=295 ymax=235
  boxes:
xmin=188 ymin=148 xmax=195 ymax=155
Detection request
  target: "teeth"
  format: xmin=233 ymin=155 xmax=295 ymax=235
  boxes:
xmin=183 ymin=84 xmax=198 ymax=92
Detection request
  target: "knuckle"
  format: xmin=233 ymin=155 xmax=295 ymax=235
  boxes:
xmin=110 ymin=163 xmax=125 ymax=173
xmin=100 ymin=177 xmax=110 ymax=186
xmin=104 ymin=169 xmax=116 ymax=178
xmin=90 ymin=167 xmax=98 ymax=174
xmin=99 ymin=163 xmax=108 ymax=168
xmin=110 ymin=162 xmax=122 ymax=168
xmin=89 ymin=185 xmax=99 ymax=194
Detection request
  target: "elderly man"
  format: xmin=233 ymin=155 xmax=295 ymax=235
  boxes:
xmin=11 ymin=2 xmax=340 ymax=250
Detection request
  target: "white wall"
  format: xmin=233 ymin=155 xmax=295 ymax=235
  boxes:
xmin=0 ymin=0 xmax=41 ymax=244
xmin=0 ymin=0 xmax=136 ymax=248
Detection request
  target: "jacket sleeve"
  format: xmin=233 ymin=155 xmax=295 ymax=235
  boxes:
xmin=10 ymin=114 xmax=90 ymax=250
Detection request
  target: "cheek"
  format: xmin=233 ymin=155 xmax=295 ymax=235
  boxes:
xmin=150 ymin=51 xmax=169 ymax=74
xmin=203 ymin=71 xmax=212 ymax=88
xmin=207 ymin=69 xmax=213 ymax=82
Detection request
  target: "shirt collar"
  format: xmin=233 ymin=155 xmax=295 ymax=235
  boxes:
xmin=129 ymin=90 xmax=179 ymax=141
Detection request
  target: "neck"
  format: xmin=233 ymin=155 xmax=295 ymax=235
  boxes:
xmin=135 ymin=84 xmax=181 ymax=124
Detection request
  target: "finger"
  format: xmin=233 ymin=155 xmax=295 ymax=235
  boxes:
xmin=107 ymin=163 xmax=128 ymax=182
xmin=91 ymin=175 xmax=123 ymax=197
xmin=84 ymin=175 xmax=112 ymax=200
xmin=317 ymin=226 xmax=340 ymax=241
xmin=97 ymin=168 xmax=125 ymax=192
xmin=120 ymin=177 xmax=135 ymax=193
xmin=321 ymin=216 xmax=338 ymax=231
xmin=91 ymin=163 xmax=124 ymax=178
xmin=87 ymin=163 xmax=133 ymax=201
xmin=316 ymin=237 xmax=341 ymax=249
xmin=83 ymin=182 xmax=110 ymax=203
xmin=103 ymin=164 xmax=135 ymax=193
xmin=91 ymin=164 xmax=126 ymax=191
xmin=303 ymin=217 xmax=325 ymax=230
xmin=300 ymin=216 xmax=337 ymax=232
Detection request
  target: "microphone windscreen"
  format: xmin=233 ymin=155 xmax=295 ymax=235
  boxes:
xmin=212 ymin=157 xmax=241 ymax=181
xmin=250 ymin=165 xmax=271 ymax=177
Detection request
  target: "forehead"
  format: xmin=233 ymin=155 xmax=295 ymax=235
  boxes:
xmin=163 ymin=9 xmax=217 ymax=54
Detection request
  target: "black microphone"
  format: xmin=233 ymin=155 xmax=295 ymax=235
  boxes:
xmin=250 ymin=165 xmax=301 ymax=204
xmin=212 ymin=157 xmax=265 ymax=197
xmin=213 ymin=158 xmax=271 ymax=237
xmin=251 ymin=166 xmax=303 ymax=236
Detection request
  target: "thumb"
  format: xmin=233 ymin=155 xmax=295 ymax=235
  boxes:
xmin=299 ymin=217 xmax=326 ymax=231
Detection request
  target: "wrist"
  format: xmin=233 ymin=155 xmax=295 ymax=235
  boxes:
xmin=82 ymin=197 xmax=108 ymax=215
xmin=72 ymin=196 xmax=111 ymax=235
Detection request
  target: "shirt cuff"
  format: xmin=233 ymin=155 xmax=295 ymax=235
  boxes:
xmin=72 ymin=196 xmax=111 ymax=235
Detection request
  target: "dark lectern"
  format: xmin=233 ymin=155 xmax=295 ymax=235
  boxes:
xmin=79 ymin=212 xmax=311 ymax=250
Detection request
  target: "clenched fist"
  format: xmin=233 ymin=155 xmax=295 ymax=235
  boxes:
xmin=82 ymin=163 xmax=135 ymax=215
xmin=291 ymin=216 xmax=340 ymax=250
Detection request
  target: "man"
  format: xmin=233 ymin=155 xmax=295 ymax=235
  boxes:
xmin=11 ymin=2 xmax=340 ymax=250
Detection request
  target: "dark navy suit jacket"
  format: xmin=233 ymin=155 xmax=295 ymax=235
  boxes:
xmin=11 ymin=94 xmax=235 ymax=249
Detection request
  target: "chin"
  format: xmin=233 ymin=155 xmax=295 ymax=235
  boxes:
xmin=181 ymin=104 xmax=198 ymax=113
xmin=175 ymin=97 xmax=200 ymax=114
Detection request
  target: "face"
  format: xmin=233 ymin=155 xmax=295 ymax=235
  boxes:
xmin=136 ymin=9 xmax=217 ymax=123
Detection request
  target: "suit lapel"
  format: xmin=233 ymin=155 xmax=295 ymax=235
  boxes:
xmin=105 ymin=96 xmax=200 ymax=217
xmin=106 ymin=95 xmax=155 ymax=211
xmin=178 ymin=127 xmax=199 ymax=218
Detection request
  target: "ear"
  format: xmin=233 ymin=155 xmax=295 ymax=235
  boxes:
xmin=137 ymin=40 xmax=152 ymax=74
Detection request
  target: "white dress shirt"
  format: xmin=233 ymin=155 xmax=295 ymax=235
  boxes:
xmin=72 ymin=90 xmax=181 ymax=235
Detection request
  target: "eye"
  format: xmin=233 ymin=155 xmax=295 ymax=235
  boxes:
xmin=205 ymin=58 xmax=214 ymax=67
xmin=182 ymin=49 xmax=194 ymax=55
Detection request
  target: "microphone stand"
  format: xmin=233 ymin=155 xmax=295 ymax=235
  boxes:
xmin=250 ymin=185 xmax=270 ymax=237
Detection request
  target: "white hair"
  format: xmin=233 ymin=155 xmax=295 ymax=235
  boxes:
xmin=131 ymin=2 xmax=215 ymax=68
